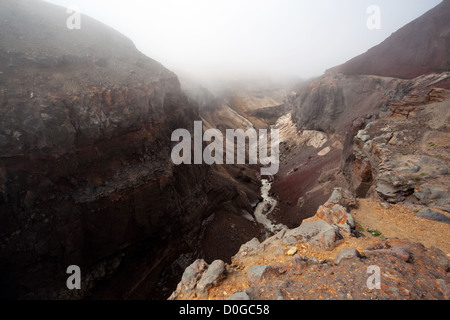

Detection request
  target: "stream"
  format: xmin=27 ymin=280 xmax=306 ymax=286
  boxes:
xmin=254 ymin=179 xmax=287 ymax=238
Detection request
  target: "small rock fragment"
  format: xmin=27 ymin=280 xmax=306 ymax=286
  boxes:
xmin=286 ymin=247 xmax=298 ymax=256
xmin=226 ymin=292 xmax=250 ymax=300
xmin=334 ymin=248 xmax=360 ymax=265
xmin=248 ymin=265 xmax=268 ymax=281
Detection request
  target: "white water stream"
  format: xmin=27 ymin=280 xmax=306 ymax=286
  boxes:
xmin=254 ymin=179 xmax=287 ymax=237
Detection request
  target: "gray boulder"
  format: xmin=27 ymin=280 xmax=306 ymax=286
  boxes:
xmin=376 ymin=171 xmax=415 ymax=203
xmin=334 ymin=248 xmax=360 ymax=265
xmin=416 ymin=209 xmax=450 ymax=224
xmin=237 ymin=238 xmax=263 ymax=256
xmin=226 ymin=292 xmax=250 ymax=300
xmin=168 ymin=259 xmax=208 ymax=299
xmin=248 ymin=265 xmax=268 ymax=281
xmin=196 ymin=260 xmax=226 ymax=296
xmin=325 ymin=187 xmax=357 ymax=209
xmin=285 ymin=220 xmax=339 ymax=251
xmin=180 ymin=259 xmax=208 ymax=292
xmin=169 ymin=259 xmax=226 ymax=299
xmin=285 ymin=220 xmax=332 ymax=240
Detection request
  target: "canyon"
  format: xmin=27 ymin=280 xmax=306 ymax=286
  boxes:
xmin=171 ymin=0 xmax=450 ymax=300
xmin=0 ymin=0 xmax=265 ymax=299
xmin=1 ymin=0 xmax=449 ymax=300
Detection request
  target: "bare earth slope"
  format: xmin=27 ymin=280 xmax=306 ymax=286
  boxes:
xmin=170 ymin=188 xmax=450 ymax=300
xmin=329 ymin=0 xmax=450 ymax=81
xmin=171 ymin=0 xmax=450 ymax=300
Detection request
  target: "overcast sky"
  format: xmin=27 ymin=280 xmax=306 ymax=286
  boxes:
xmin=44 ymin=0 xmax=441 ymax=80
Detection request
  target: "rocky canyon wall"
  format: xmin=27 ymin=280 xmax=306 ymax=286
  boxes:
xmin=0 ymin=0 xmax=225 ymax=299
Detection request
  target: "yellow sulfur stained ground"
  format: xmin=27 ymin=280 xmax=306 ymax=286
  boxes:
xmin=351 ymin=199 xmax=450 ymax=256
xmin=194 ymin=198 xmax=450 ymax=300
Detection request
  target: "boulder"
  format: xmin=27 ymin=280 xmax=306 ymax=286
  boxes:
xmin=236 ymin=238 xmax=263 ymax=257
xmin=376 ymin=175 xmax=414 ymax=203
xmin=414 ymin=185 xmax=449 ymax=206
xmin=334 ymin=248 xmax=361 ymax=265
xmin=180 ymin=259 xmax=208 ymax=292
xmin=226 ymin=292 xmax=250 ymax=300
xmin=315 ymin=204 xmax=348 ymax=225
xmin=284 ymin=220 xmax=339 ymax=251
xmin=306 ymin=188 xmax=357 ymax=232
xmin=196 ymin=260 xmax=226 ymax=296
xmin=248 ymin=265 xmax=269 ymax=281
xmin=169 ymin=259 xmax=226 ymax=299
xmin=309 ymin=227 xmax=339 ymax=251
xmin=416 ymin=209 xmax=450 ymax=224
xmin=325 ymin=188 xmax=357 ymax=209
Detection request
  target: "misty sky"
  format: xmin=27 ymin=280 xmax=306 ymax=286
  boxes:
xmin=44 ymin=0 xmax=441 ymax=80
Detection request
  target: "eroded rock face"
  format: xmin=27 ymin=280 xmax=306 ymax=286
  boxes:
xmin=346 ymin=87 xmax=450 ymax=209
xmin=290 ymin=75 xmax=396 ymax=135
xmin=276 ymin=74 xmax=421 ymax=223
xmin=0 ymin=0 xmax=237 ymax=299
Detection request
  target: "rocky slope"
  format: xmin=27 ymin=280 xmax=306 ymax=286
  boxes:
xmin=169 ymin=188 xmax=450 ymax=300
xmin=179 ymin=76 xmax=291 ymax=265
xmin=180 ymin=75 xmax=289 ymax=131
xmin=0 ymin=0 xmax=264 ymax=299
xmin=272 ymin=70 xmax=450 ymax=229
xmin=0 ymin=0 xmax=198 ymax=299
xmin=348 ymin=87 xmax=450 ymax=208
xmin=171 ymin=0 xmax=450 ymax=300
xmin=329 ymin=0 xmax=450 ymax=80
xmin=170 ymin=85 xmax=450 ymax=300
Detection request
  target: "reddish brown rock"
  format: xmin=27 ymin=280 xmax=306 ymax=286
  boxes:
xmin=329 ymin=0 xmax=450 ymax=80
xmin=0 ymin=0 xmax=262 ymax=300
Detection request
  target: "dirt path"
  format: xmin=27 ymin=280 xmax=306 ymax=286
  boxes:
xmin=351 ymin=199 xmax=450 ymax=256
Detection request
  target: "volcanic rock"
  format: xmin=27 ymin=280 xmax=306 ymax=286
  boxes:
xmin=329 ymin=0 xmax=450 ymax=80
xmin=0 ymin=0 xmax=262 ymax=299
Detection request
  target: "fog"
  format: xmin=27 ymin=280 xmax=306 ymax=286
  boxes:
xmin=45 ymin=0 xmax=441 ymax=81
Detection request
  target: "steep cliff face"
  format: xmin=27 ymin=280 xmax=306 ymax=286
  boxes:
xmin=349 ymin=87 xmax=450 ymax=210
xmin=291 ymin=75 xmax=399 ymax=134
xmin=270 ymin=74 xmax=398 ymax=226
xmin=270 ymin=0 xmax=450 ymax=242
xmin=0 ymin=0 xmax=233 ymax=299
xmin=170 ymin=0 xmax=450 ymax=300
xmin=283 ymin=39 xmax=450 ymax=225
xmin=279 ymin=72 xmax=450 ymax=225
xmin=329 ymin=0 xmax=450 ymax=80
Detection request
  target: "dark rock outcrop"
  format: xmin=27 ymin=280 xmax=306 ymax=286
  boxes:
xmin=0 ymin=0 xmax=207 ymax=299
xmin=0 ymin=0 xmax=262 ymax=299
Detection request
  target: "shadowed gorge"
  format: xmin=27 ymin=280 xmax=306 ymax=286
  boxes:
xmin=0 ymin=0 xmax=449 ymax=301
xmin=0 ymin=0 xmax=265 ymax=299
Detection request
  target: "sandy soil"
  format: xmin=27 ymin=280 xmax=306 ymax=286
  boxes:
xmin=351 ymin=199 xmax=450 ymax=256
